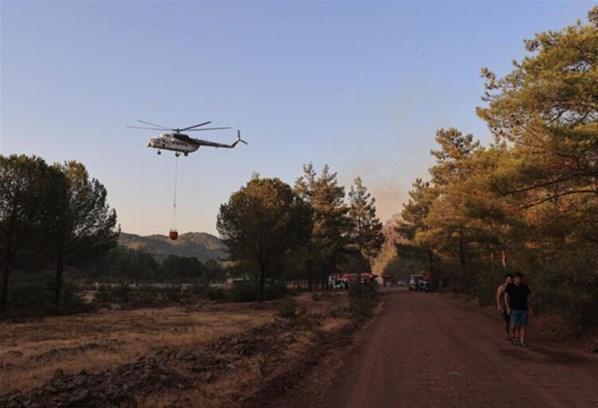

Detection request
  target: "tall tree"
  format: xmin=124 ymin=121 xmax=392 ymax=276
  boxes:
xmin=295 ymin=164 xmax=351 ymax=289
xmin=0 ymin=155 xmax=51 ymax=311
xmin=347 ymin=177 xmax=384 ymax=270
xmin=42 ymin=161 xmax=119 ymax=306
xmin=477 ymin=7 xmax=598 ymax=206
xmin=396 ymin=178 xmax=433 ymax=242
xmin=217 ymin=177 xmax=311 ymax=300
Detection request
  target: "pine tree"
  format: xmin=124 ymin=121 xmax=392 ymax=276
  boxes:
xmin=295 ymin=163 xmax=350 ymax=289
xmin=347 ymin=177 xmax=384 ymax=270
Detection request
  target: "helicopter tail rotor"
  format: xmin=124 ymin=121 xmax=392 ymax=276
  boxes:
xmin=236 ymin=130 xmax=248 ymax=145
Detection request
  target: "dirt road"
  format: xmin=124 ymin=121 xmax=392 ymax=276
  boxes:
xmin=324 ymin=290 xmax=598 ymax=408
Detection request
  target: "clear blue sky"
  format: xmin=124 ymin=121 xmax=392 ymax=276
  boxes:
xmin=1 ymin=1 xmax=593 ymax=235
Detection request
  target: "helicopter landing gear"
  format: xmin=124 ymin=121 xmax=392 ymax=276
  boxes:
xmin=157 ymin=150 xmax=162 ymax=155
xmin=175 ymin=152 xmax=181 ymax=157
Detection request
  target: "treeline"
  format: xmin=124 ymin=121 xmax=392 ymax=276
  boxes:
xmin=218 ymin=167 xmax=384 ymax=300
xmin=84 ymin=247 xmax=226 ymax=283
xmin=397 ymin=9 xmax=598 ymax=326
xmin=0 ymin=156 xmax=119 ymax=312
xmin=0 ymin=155 xmax=230 ymax=314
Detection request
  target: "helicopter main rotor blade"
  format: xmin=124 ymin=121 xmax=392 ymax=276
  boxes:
xmin=127 ymin=125 xmax=168 ymax=130
xmin=137 ymin=120 xmax=172 ymax=130
xmin=186 ymin=127 xmax=232 ymax=131
xmin=181 ymin=121 xmax=212 ymax=131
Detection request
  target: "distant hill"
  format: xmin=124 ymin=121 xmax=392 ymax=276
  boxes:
xmin=119 ymin=232 xmax=228 ymax=262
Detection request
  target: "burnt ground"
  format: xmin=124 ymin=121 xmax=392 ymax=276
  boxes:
xmin=0 ymin=293 xmax=354 ymax=408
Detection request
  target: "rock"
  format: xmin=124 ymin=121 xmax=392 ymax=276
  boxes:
xmin=68 ymin=390 xmax=89 ymax=404
xmin=109 ymin=303 xmax=122 ymax=311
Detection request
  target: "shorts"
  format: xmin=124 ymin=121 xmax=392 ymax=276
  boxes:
xmin=502 ymin=310 xmax=511 ymax=323
xmin=510 ymin=310 xmax=529 ymax=327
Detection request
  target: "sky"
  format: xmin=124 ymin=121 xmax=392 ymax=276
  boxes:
xmin=1 ymin=1 xmax=594 ymax=236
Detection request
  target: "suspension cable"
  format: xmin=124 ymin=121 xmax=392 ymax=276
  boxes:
xmin=172 ymin=155 xmax=178 ymax=230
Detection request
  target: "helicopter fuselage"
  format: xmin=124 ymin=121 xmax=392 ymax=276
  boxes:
xmin=147 ymin=133 xmax=198 ymax=153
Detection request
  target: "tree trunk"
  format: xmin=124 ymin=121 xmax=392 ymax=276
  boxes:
xmin=307 ymin=260 xmax=313 ymax=291
xmin=321 ymin=269 xmax=328 ymax=291
xmin=54 ymin=253 xmax=64 ymax=307
xmin=258 ymin=260 xmax=266 ymax=301
xmin=458 ymin=232 xmax=466 ymax=266
xmin=1 ymin=261 xmax=10 ymax=312
xmin=427 ymin=249 xmax=435 ymax=275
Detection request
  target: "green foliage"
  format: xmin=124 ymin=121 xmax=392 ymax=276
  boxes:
xmin=7 ymin=272 xmax=86 ymax=315
xmin=397 ymin=10 xmax=598 ymax=328
xmin=0 ymin=155 xmax=118 ymax=312
xmin=206 ymin=287 xmax=226 ymax=300
xmin=347 ymin=177 xmax=384 ymax=269
xmin=228 ymin=280 xmax=287 ymax=302
xmin=218 ymin=177 xmax=311 ymax=300
xmin=276 ymin=296 xmax=299 ymax=318
xmin=348 ymin=283 xmax=377 ymax=318
xmin=295 ymin=164 xmax=351 ymax=288
xmin=160 ymin=255 xmax=208 ymax=281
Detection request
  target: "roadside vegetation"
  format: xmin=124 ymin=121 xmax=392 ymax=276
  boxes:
xmin=1 ymin=156 xmax=384 ymax=317
xmin=396 ymin=9 xmax=597 ymax=329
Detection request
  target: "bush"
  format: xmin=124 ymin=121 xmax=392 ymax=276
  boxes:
xmin=165 ymin=285 xmax=183 ymax=303
xmin=135 ymin=286 xmax=160 ymax=304
xmin=95 ymin=284 xmax=113 ymax=303
xmin=6 ymin=273 xmax=86 ymax=316
xmin=349 ymin=283 xmax=377 ymax=318
xmin=276 ymin=296 xmax=299 ymax=318
xmin=111 ymin=283 xmax=131 ymax=302
xmin=228 ymin=280 xmax=287 ymax=302
xmin=94 ymin=282 xmax=132 ymax=304
xmin=206 ymin=287 xmax=226 ymax=300
xmin=191 ymin=283 xmax=209 ymax=297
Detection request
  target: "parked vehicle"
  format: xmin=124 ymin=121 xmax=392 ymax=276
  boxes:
xmin=409 ymin=274 xmax=424 ymax=291
xmin=409 ymin=273 xmax=431 ymax=291
xmin=417 ymin=279 xmax=430 ymax=292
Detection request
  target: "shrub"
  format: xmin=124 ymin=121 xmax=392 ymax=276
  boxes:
xmin=7 ymin=273 xmax=86 ymax=316
xmin=228 ymin=280 xmax=287 ymax=302
xmin=276 ymin=296 xmax=299 ymax=318
xmin=135 ymin=285 xmax=160 ymax=304
xmin=349 ymin=283 xmax=377 ymax=318
xmin=206 ymin=287 xmax=226 ymax=300
xmin=95 ymin=284 xmax=113 ymax=303
xmin=165 ymin=285 xmax=183 ymax=303
xmin=191 ymin=283 xmax=209 ymax=297
xmin=112 ymin=283 xmax=131 ymax=302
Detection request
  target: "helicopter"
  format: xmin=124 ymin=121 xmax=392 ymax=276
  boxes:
xmin=128 ymin=120 xmax=248 ymax=156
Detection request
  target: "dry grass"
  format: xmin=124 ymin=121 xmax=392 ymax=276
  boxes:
xmin=0 ymin=303 xmax=274 ymax=394
xmin=0 ymin=292 xmax=351 ymax=405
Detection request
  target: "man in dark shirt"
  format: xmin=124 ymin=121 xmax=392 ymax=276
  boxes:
xmin=504 ymin=273 xmax=532 ymax=346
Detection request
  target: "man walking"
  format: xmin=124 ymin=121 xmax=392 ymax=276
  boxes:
xmin=496 ymin=273 xmax=513 ymax=341
xmin=505 ymin=273 xmax=532 ymax=346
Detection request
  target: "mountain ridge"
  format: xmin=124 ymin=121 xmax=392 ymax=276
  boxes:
xmin=119 ymin=231 xmax=228 ymax=262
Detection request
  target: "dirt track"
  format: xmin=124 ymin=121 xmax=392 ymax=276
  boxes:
xmin=324 ymin=290 xmax=598 ymax=408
